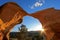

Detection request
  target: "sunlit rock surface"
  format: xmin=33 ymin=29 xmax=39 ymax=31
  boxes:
xmin=29 ymin=8 xmax=60 ymax=40
xmin=0 ymin=2 xmax=60 ymax=40
xmin=0 ymin=2 xmax=28 ymax=40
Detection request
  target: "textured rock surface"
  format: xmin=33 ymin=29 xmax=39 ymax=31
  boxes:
xmin=0 ymin=2 xmax=28 ymax=40
xmin=29 ymin=8 xmax=60 ymax=40
xmin=0 ymin=2 xmax=28 ymax=23
xmin=0 ymin=2 xmax=60 ymax=40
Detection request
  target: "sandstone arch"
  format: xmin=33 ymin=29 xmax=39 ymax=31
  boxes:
xmin=0 ymin=2 xmax=60 ymax=40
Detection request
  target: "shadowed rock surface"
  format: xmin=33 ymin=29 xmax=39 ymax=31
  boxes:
xmin=0 ymin=2 xmax=28 ymax=23
xmin=0 ymin=2 xmax=60 ymax=40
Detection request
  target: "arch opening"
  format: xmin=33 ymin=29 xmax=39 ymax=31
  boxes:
xmin=10 ymin=16 xmax=46 ymax=40
xmin=22 ymin=16 xmax=44 ymax=32
xmin=11 ymin=16 xmax=44 ymax=32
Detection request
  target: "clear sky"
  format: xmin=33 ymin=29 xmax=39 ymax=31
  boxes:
xmin=0 ymin=0 xmax=60 ymax=32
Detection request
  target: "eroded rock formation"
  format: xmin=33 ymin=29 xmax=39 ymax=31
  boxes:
xmin=0 ymin=2 xmax=28 ymax=40
xmin=0 ymin=2 xmax=28 ymax=23
xmin=0 ymin=2 xmax=60 ymax=40
xmin=29 ymin=8 xmax=60 ymax=40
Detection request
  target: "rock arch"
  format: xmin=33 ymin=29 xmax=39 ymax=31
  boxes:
xmin=0 ymin=2 xmax=60 ymax=40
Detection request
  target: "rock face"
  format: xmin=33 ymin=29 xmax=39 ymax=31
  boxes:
xmin=0 ymin=2 xmax=28 ymax=40
xmin=29 ymin=8 xmax=60 ymax=40
xmin=0 ymin=2 xmax=60 ymax=40
xmin=0 ymin=2 xmax=28 ymax=23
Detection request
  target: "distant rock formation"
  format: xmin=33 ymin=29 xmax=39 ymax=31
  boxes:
xmin=0 ymin=2 xmax=60 ymax=40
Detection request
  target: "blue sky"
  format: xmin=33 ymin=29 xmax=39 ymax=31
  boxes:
xmin=0 ymin=0 xmax=60 ymax=32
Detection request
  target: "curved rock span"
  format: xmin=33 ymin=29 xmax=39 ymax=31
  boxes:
xmin=29 ymin=8 xmax=60 ymax=40
xmin=0 ymin=2 xmax=60 ymax=40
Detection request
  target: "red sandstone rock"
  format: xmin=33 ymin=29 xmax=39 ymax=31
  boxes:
xmin=0 ymin=2 xmax=28 ymax=40
xmin=29 ymin=8 xmax=60 ymax=40
xmin=0 ymin=2 xmax=28 ymax=23
xmin=0 ymin=2 xmax=60 ymax=40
